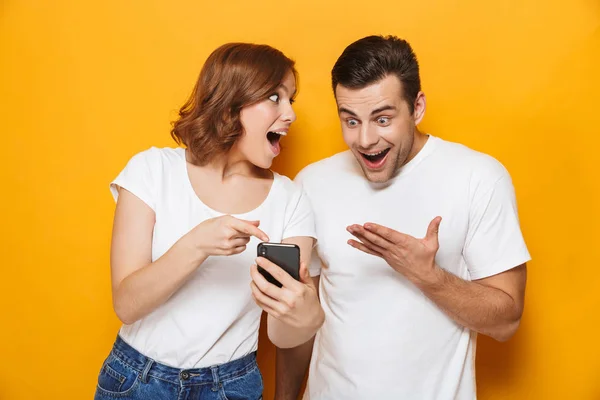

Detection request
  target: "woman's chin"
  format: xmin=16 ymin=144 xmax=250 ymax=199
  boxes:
xmin=252 ymin=156 xmax=274 ymax=170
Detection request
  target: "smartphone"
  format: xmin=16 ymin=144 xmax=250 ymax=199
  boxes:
xmin=256 ymin=242 xmax=300 ymax=288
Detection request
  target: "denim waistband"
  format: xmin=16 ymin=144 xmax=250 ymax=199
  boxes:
xmin=110 ymin=335 xmax=258 ymax=386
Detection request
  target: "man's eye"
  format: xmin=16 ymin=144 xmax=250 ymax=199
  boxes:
xmin=348 ymin=119 xmax=358 ymax=126
xmin=269 ymin=94 xmax=280 ymax=103
xmin=377 ymin=117 xmax=390 ymax=124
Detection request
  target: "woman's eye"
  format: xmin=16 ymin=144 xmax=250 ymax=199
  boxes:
xmin=269 ymin=94 xmax=280 ymax=103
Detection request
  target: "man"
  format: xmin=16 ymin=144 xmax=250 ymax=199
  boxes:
xmin=276 ymin=35 xmax=530 ymax=399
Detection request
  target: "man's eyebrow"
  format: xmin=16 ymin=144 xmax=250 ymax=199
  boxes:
xmin=338 ymin=107 xmax=357 ymax=117
xmin=370 ymin=105 xmax=396 ymax=115
xmin=338 ymin=105 xmax=397 ymax=117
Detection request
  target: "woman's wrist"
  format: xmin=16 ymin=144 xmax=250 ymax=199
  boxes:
xmin=171 ymin=235 xmax=208 ymax=270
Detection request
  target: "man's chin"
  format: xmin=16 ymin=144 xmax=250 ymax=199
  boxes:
xmin=359 ymin=164 xmax=394 ymax=183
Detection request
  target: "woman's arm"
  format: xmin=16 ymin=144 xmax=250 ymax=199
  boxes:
xmin=111 ymin=187 xmax=268 ymax=324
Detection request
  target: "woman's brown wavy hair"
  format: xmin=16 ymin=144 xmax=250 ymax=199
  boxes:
xmin=171 ymin=43 xmax=296 ymax=165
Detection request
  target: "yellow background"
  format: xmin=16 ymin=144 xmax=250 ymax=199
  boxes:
xmin=1 ymin=0 xmax=599 ymax=399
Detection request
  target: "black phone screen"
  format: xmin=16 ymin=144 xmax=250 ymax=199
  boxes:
xmin=256 ymin=243 xmax=300 ymax=288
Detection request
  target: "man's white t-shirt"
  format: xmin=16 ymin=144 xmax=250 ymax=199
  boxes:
xmin=109 ymin=147 xmax=316 ymax=369
xmin=295 ymin=135 xmax=531 ymax=400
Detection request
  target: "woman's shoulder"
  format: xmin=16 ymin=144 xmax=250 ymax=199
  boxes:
xmin=121 ymin=146 xmax=185 ymax=172
xmin=271 ymin=171 xmax=300 ymax=192
xmin=130 ymin=146 xmax=184 ymax=162
xmin=268 ymin=171 xmax=305 ymax=201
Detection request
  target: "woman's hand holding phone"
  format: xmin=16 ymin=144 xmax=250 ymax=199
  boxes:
xmin=250 ymin=255 xmax=323 ymax=331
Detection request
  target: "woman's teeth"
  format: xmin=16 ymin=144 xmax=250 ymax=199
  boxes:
xmin=267 ymin=131 xmax=286 ymax=146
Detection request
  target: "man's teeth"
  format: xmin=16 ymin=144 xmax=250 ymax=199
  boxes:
xmin=270 ymin=131 xmax=287 ymax=136
xmin=364 ymin=149 xmax=387 ymax=156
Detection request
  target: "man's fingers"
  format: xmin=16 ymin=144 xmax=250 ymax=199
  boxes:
xmin=347 ymin=225 xmax=390 ymax=252
xmin=256 ymin=257 xmax=300 ymax=290
xmin=347 ymin=239 xmax=384 ymax=258
xmin=425 ymin=216 xmax=442 ymax=243
xmin=363 ymin=223 xmax=410 ymax=245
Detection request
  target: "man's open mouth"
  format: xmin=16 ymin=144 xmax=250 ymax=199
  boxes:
xmin=360 ymin=148 xmax=391 ymax=169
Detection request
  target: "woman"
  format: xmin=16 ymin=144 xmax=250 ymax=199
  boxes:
xmin=95 ymin=43 xmax=324 ymax=400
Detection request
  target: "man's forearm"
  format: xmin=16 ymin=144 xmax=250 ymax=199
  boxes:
xmin=275 ymin=338 xmax=315 ymax=400
xmin=413 ymin=265 xmax=525 ymax=341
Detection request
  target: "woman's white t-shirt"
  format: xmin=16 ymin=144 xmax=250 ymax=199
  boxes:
xmin=109 ymin=147 xmax=316 ymax=368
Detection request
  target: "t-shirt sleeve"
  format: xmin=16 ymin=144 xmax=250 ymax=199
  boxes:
xmin=282 ymin=181 xmax=318 ymax=275
xmin=292 ymin=167 xmax=321 ymax=277
xmin=307 ymin=246 xmax=323 ymax=277
xmin=464 ymin=169 xmax=531 ymax=280
xmin=109 ymin=148 xmax=160 ymax=211
xmin=282 ymin=185 xmax=317 ymax=242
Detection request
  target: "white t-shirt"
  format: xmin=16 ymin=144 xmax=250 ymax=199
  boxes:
xmin=109 ymin=147 xmax=316 ymax=368
xmin=296 ymin=135 xmax=531 ymax=400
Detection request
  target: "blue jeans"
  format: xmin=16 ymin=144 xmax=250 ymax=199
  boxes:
xmin=94 ymin=335 xmax=263 ymax=400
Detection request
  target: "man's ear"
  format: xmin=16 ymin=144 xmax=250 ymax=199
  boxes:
xmin=413 ymin=91 xmax=426 ymax=125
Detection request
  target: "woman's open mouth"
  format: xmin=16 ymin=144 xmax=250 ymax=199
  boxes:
xmin=267 ymin=131 xmax=286 ymax=155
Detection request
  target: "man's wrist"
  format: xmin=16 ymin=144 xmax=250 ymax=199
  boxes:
xmin=412 ymin=263 xmax=446 ymax=290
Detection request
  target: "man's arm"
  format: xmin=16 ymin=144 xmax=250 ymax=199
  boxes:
xmin=348 ymin=217 xmax=527 ymax=342
xmin=416 ymin=263 xmax=526 ymax=341
xmin=274 ymin=276 xmax=318 ymax=400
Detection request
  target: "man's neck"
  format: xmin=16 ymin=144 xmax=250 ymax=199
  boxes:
xmin=404 ymin=130 xmax=429 ymax=166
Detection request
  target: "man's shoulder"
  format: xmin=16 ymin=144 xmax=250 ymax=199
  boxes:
xmin=433 ymin=136 xmax=509 ymax=181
